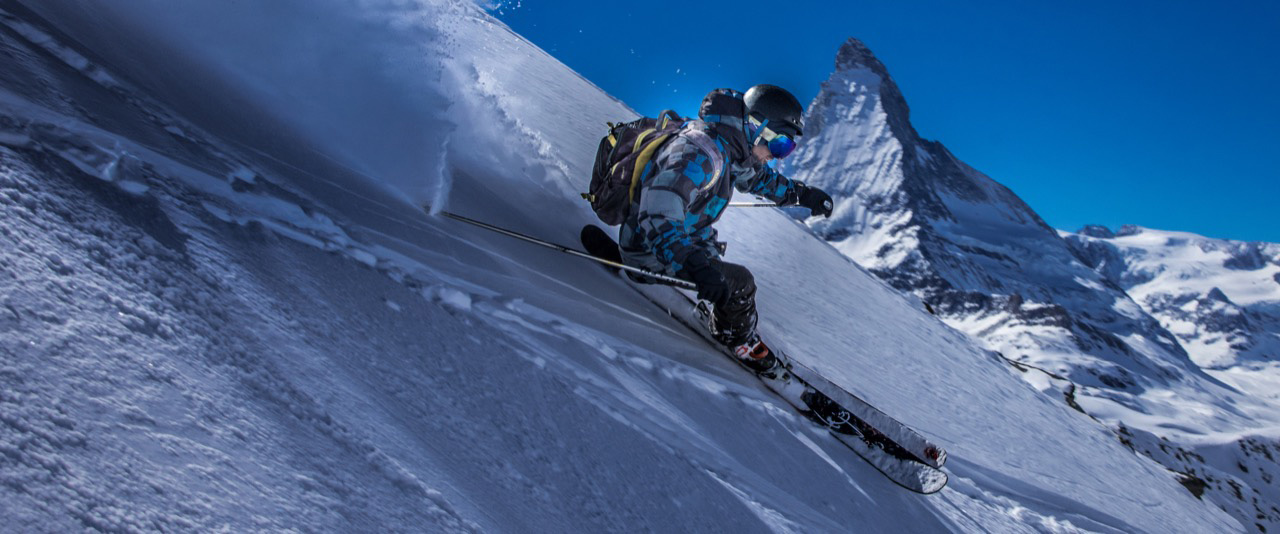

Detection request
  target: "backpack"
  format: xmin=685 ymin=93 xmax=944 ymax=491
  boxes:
xmin=582 ymin=110 xmax=686 ymax=225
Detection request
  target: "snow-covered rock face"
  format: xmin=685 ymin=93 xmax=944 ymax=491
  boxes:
xmin=1065 ymin=226 xmax=1280 ymax=370
xmin=786 ymin=38 xmax=1280 ymax=531
xmin=785 ymin=38 xmax=1196 ymax=395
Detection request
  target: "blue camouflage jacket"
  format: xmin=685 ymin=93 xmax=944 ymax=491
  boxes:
xmin=619 ymin=88 xmax=804 ymax=275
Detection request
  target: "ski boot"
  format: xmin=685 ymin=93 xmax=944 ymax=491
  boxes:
xmin=696 ymin=300 xmax=779 ymax=375
xmin=731 ymin=334 xmax=781 ymax=376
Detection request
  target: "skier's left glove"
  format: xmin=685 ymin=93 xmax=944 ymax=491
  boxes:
xmin=794 ymin=183 xmax=834 ymax=218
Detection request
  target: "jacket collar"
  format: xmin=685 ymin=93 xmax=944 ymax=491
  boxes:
xmin=697 ymin=89 xmax=751 ymax=163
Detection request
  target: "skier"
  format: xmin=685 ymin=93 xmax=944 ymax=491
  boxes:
xmin=618 ymin=85 xmax=833 ymax=371
xmin=449 ymin=85 xmax=943 ymax=491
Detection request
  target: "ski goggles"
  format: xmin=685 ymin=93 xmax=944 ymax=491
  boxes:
xmin=746 ymin=116 xmax=799 ymax=159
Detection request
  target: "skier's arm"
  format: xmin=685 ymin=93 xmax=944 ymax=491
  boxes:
xmin=636 ymin=141 xmax=719 ymax=271
xmin=735 ymin=163 xmax=800 ymax=204
xmin=735 ymin=164 xmax=833 ymax=218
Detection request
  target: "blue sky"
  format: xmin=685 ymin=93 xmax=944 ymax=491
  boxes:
xmin=487 ymin=1 xmax=1279 ymax=243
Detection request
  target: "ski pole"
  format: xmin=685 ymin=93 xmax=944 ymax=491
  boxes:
xmin=728 ymin=202 xmax=778 ymax=207
xmin=430 ymin=208 xmax=697 ymax=290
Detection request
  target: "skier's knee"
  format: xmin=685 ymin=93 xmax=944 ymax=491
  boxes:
xmin=717 ymin=261 xmax=756 ymax=299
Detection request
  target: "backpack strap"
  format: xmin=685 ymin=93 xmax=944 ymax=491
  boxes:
xmin=605 ymin=121 xmax=619 ymax=148
xmin=632 ymin=129 xmax=655 ymax=152
xmin=656 ymin=109 xmax=683 ymax=129
xmin=628 ymin=132 xmax=677 ymax=203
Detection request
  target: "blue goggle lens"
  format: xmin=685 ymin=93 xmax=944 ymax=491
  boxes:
xmin=767 ymin=135 xmax=797 ymax=159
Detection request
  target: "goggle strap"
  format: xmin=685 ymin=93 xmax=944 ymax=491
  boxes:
xmin=746 ymin=115 xmax=769 ymax=144
xmin=747 ymin=115 xmax=797 ymax=158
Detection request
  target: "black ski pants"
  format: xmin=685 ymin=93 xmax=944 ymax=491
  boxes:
xmin=630 ymin=259 xmax=757 ymax=345
xmin=698 ymin=260 xmax=758 ymax=345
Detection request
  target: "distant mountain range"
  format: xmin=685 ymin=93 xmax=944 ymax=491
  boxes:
xmin=1067 ymin=224 xmax=1280 ymax=369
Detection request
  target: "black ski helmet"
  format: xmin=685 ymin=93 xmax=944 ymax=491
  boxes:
xmin=743 ymin=84 xmax=804 ymax=137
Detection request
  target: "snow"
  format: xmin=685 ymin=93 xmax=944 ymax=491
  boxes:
xmin=1067 ymin=225 xmax=1280 ymax=370
xmin=0 ymin=1 xmax=1247 ymax=532
xmin=1111 ymin=227 xmax=1280 ymax=308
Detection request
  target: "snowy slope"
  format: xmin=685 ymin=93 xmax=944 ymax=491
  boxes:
xmin=784 ymin=37 xmax=1279 ymax=531
xmin=0 ymin=1 xmax=1242 ymax=532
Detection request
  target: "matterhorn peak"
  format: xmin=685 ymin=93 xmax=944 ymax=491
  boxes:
xmin=799 ymin=38 xmax=918 ymax=151
xmin=835 ymin=38 xmax=890 ymax=77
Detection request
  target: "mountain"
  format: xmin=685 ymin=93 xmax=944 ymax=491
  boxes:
xmin=786 ymin=38 xmax=1204 ymax=394
xmin=784 ymin=37 xmax=1280 ymax=531
xmin=0 ymin=2 xmax=1245 ymax=532
xmin=1066 ymin=225 xmax=1280 ymax=369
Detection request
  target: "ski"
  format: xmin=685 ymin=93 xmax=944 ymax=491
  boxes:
xmin=786 ymin=356 xmax=946 ymax=468
xmin=580 ymin=225 xmax=948 ymax=494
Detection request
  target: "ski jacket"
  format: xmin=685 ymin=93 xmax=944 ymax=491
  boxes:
xmin=619 ymin=88 xmax=803 ymax=275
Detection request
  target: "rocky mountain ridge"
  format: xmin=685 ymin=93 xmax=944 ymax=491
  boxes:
xmin=784 ymin=37 xmax=1280 ymax=531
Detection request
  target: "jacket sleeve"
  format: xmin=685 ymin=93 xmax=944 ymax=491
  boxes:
xmin=636 ymin=136 xmax=720 ymax=271
xmin=734 ymin=162 xmax=799 ymax=204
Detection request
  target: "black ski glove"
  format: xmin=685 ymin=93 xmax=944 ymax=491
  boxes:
xmin=683 ymin=252 xmax=730 ymax=305
xmin=795 ymin=183 xmax=834 ymax=218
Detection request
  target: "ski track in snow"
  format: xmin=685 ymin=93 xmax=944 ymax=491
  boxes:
xmin=0 ymin=0 xmax=1248 ymax=532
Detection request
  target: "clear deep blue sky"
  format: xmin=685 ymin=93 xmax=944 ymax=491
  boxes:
xmin=486 ymin=1 xmax=1279 ymax=243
